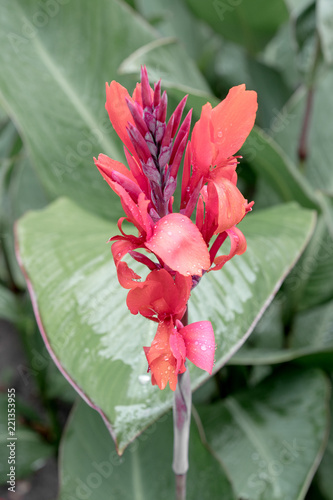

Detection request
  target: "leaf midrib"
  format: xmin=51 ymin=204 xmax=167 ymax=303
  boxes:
xmin=13 ymin=1 xmax=119 ymax=161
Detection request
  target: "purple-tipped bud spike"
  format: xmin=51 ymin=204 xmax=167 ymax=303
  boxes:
xmin=145 ymin=131 xmax=158 ymax=157
xmin=169 ymin=134 xmax=188 ymax=179
xmin=142 ymin=158 xmax=160 ymax=184
xmin=110 ymin=171 xmax=142 ymax=202
xmin=143 ymin=109 xmax=157 ymax=135
xmin=169 ymin=109 xmax=192 ymax=166
xmin=170 ymin=95 xmax=188 ymax=138
xmin=140 ymin=66 xmax=153 ymax=109
xmin=163 ymin=176 xmax=177 ymax=201
xmin=126 ymin=98 xmax=149 ymax=138
xmin=127 ymin=123 xmax=152 ymax=163
xmin=160 ymin=114 xmax=174 ymax=150
xmin=155 ymin=121 xmax=166 ymax=144
xmin=158 ymin=144 xmax=173 ymax=170
xmin=154 ymin=80 xmax=161 ymax=108
xmin=156 ymin=90 xmax=167 ymax=122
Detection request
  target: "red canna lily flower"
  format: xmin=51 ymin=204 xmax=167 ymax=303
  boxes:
xmin=144 ymin=318 xmax=215 ymax=391
xmin=123 ymin=267 xmax=215 ymax=390
xmin=125 ymin=268 xmax=192 ymax=322
xmin=95 ymin=69 xmax=257 ymax=390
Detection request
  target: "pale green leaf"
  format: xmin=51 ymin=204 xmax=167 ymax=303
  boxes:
xmin=317 ymin=0 xmax=333 ymax=64
xmin=16 ymin=198 xmax=315 ymax=453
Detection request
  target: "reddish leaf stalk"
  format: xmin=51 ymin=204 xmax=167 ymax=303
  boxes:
xmin=173 ymin=308 xmax=191 ymax=500
xmin=298 ymin=86 xmax=314 ymax=164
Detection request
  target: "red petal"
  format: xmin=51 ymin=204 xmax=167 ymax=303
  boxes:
xmin=111 ymin=240 xmax=139 ymax=269
xmin=211 ymin=84 xmax=257 ymax=161
xmin=144 ymin=321 xmax=179 ymax=391
xmin=170 ymin=329 xmax=186 ymax=375
xmin=191 ymin=103 xmax=214 ymax=176
xmin=145 ymin=213 xmax=210 ymax=277
xmin=126 ymin=269 xmax=190 ymax=320
xmin=94 ymin=154 xmax=135 ymax=189
xmin=114 ymin=261 xmax=142 ymax=289
xmin=180 ymin=321 xmax=215 ymax=374
xmin=105 ymin=82 xmax=137 ymax=159
xmin=211 ymin=226 xmax=247 ymax=272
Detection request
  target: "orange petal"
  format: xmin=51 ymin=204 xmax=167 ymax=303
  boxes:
xmin=144 ymin=320 xmax=178 ymax=391
xmin=209 ymin=177 xmax=247 ymax=234
xmin=211 ymin=84 xmax=257 ymax=161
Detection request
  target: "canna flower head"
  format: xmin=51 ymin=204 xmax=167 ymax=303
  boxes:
xmin=95 ymin=67 xmax=257 ymax=390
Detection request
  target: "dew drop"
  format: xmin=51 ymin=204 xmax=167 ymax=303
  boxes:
xmin=167 ymin=231 xmax=172 ymax=236
xmin=201 ymin=345 xmax=207 ymax=351
xmin=217 ymin=131 xmax=223 ymax=138
xmin=138 ymin=374 xmax=150 ymax=385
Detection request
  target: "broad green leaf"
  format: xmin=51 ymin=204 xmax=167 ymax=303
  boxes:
xmin=317 ymin=0 xmax=333 ymax=64
xmin=134 ymin=0 xmax=212 ymax=61
xmin=273 ymin=70 xmax=333 ymax=195
xmin=315 ymin=396 xmax=333 ymax=500
xmin=16 ymin=197 xmax=315 ymax=453
xmin=242 ymin=126 xmax=318 ymax=210
xmin=284 ymin=216 xmax=333 ymax=311
xmin=0 ymin=0 xmax=158 ymax=220
xmin=58 ymin=400 xmax=236 ymax=500
xmin=213 ymin=42 xmax=292 ymax=129
xmin=0 ymin=285 xmax=20 ymax=323
xmin=0 ymin=393 xmax=53 ymax=480
xmin=185 ymin=0 xmax=289 ymax=54
xmin=230 ymin=299 xmax=333 ymax=366
xmin=198 ymin=368 xmax=330 ymax=500
xmin=1 ymin=154 xmax=49 ymax=289
xmin=262 ymin=22 xmax=300 ymax=90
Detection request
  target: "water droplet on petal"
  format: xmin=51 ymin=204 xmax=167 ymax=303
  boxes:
xmin=201 ymin=345 xmax=207 ymax=351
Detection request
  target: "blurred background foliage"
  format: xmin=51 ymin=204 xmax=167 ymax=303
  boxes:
xmin=1 ymin=0 xmax=333 ymax=499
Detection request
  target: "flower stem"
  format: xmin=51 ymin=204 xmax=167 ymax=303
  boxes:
xmin=173 ymin=306 xmax=191 ymax=500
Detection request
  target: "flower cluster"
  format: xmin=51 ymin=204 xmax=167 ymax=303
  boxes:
xmin=94 ymin=67 xmax=257 ymax=390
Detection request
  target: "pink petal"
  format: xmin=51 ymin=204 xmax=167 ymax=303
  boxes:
xmin=180 ymin=321 xmax=215 ymax=374
xmin=145 ymin=213 xmax=210 ymax=277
